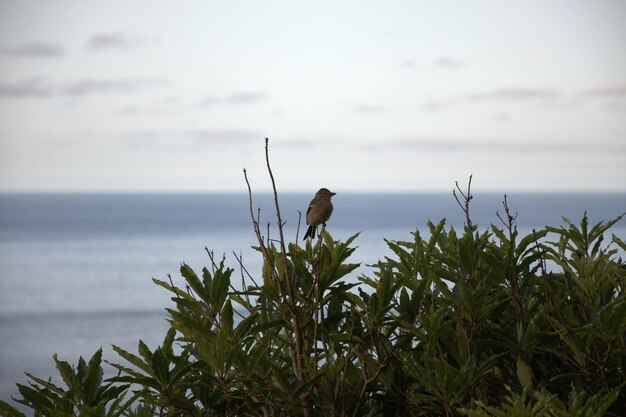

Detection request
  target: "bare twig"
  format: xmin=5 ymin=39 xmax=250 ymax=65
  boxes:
xmin=496 ymin=194 xmax=518 ymax=235
xmin=453 ymin=174 xmax=474 ymax=227
xmin=264 ymin=138 xmax=293 ymax=294
xmin=295 ymin=210 xmax=302 ymax=242
xmin=243 ymin=169 xmax=279 ymax=281
xmin=167 ymin=274 xmax=184 ymax=305
xmin=232 ymin=251 xmax=260 ymax=289
xmin=245 ymin=140 xmax=310 ymax=416
xmin=352 ymin=351 xmax=388 ymax=417
xmin=204 ymin=247 xmax=221 ymax=274
xmin=532 ymin=229 xmax=557 ymax=317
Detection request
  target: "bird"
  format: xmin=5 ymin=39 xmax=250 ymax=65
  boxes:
xmin=303 ymin=188 xmax=336 ymax=240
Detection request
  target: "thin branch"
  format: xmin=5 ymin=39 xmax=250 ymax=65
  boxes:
xmin=496 ymin=194 xmax=518 ymax=236
xmin=243 ymin=168 xmax=279 ymax=282
xmin=264 ymin=138 xmax=294 ymax=296
xmin=248 ymin=140 xmax=310 ymax=415
xmin=232 ymin=250 xmax=260 ymax=289
xmin=453 ymin=174 xmax=474 ymax=227
xmin=295 ymin=210 xmax=302 ymax=242
xmin=167 ymin=274 xmax=184 ymax=305
xmin=203 ymin=247 xmax=221 ymax=274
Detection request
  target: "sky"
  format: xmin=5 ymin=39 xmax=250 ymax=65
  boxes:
xmin=0 ymin=0 xmax=625 ymax=192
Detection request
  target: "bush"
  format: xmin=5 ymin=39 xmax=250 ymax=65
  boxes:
xmin=3 ymin=211 xmax=625 ymax=417
xmin=2 ymin=145 xmax=624 ymax=416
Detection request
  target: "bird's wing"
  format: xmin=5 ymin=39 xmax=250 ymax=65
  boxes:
xmin=305 ymin=198 xmax=315 ymax=224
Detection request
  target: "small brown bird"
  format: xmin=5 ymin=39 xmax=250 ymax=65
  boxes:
xmin=303 ymin=188 xmax=336 ymax=240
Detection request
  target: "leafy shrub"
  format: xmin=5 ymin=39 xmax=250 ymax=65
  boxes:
xmin=2 ymin=146 xmax=624 ymax=416
xmin=3 ymin=205 xmax=624 ymax=417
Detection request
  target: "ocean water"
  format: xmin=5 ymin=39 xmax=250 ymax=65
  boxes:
xmin=1 ymin=192 xmax=625 ymax=408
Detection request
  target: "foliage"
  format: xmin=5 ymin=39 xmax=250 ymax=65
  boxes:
xmin=0 ymin=349 xmax=134 ymax=417
xmin=4 ymin=207 xmax=625 ymax=416
xmin=3 ymin=144 xmax=624 ymax=416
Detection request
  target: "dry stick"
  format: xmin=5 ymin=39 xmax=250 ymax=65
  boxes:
xmin=167 ymin=273 xmax=185 ymax=306
xmin=231 ymin=251 xmax=257 ymax=314
xmin=263 ymin=138 xmax=294 ymax=297
xmin=352 ymin=351 xmax=388 ymax=417
xmin=243 ymin=169 xmax=281 ymax=293
xmin=295 ymin=210 xmax=302 ymax=242
xmin=532 ymin=229 xmax=557 ymax=316
xmin=453 ymin=174 xmax=474 ymax=228
xmin=263 ymin=139 xmax=309 ymax=401
xmin=496 ymin=195 xmax=523 ymax=312
xmin=204 ymin=247 xmax=221 ymax=274
xmin=244 ymin=166 xmax=302 ymax=404
xmin=243 ymin=168 xmax=291 ymax=337
xmin=317 ymin=224 xmax=331 ymax=360
xmin=232 ymin=251 xmax=260 ymax=288
xmin=496 ymin=194 xmax=518 ymax=236
xmin=247 ymin=139 xmax=309 ymax=415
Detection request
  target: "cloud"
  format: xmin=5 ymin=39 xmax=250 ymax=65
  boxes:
xmin=62 ymin=78 xmax=167 ymax=96
xmin=122 ymin=128 xmax=262 ymax=149
xmin=399 ymin=58 xmax=416 ymax=68
xmin=184 ymin=128 xmax=261 ymax=144
xmin=274 ymin=138 xmax=317 ymax=148
xmin=115 ymin=105 xmax=141 ymax=115
xmin=433 ymin=57 xmax=465 ymax=69
xmin=198 ymin=91 xmax=269 ymax=106
xmin=224 ymin=91 xmax=268 ymax=103
xmin=581 ymin=85 xmax=626 ymax=98
xmin=198 ymin=96 xmax=220 ymax=106
xmin=355 ymin=104 xmax=385 ymax=114
xmin=0 ymin=41 xmax=65 ymax=58
xmin=0 ymin=77 xmax=167 ymax=98
xmin=468 ymin=87 xmax=559 ymax=101
xmin=0 ymin=77 xmax=54 ymax=97
xmin=358 ymin=137 xmax=626 ymax=154
xmin=86 ymin=32 xmax=145 ymax=50
xmin=418 ymin=100 xmax=447 ymax=112
xmin=417 ymin=86 xmax=560 ymax=112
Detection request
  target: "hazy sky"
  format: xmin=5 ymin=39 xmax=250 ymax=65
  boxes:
xmin=1 ymin=1 xmax=625 ymax=192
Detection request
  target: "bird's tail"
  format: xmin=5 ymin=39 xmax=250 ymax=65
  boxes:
xmin=303 ymin=225 xmax=315 ymax=240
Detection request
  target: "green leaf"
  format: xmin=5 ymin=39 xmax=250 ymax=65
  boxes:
xmin=150 ymin=349 xmax=170 ymax=386
xmin=0 ymin=400 xmax=27 ymax=417
xmin=53 ymin=353 xmax=77 ymax=391
xmin=15 ymin=383 xmax=55 ymax=410
xmin=81 ymin=348 xmax=104 ymax=405
xmin=516 ymin=356 xmax=533 ymax=389
xmin=214 ymin=328 xmax=228 ymax=372
xmin=234 ymin=312 xmax=258 ymax=340
xmin=211 ymin=263 xmax=233 ymax=309
xmin=111 ymin=345 xmax=153 ymax=376
xmin=181 ymin=263 xmax=207 ymax=302
xmin=220 ymin=299 xmax=234 ymax=335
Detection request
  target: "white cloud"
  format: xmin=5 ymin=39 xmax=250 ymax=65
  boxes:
xmin=0 ymin=41 xmax=65 ymax=58
xmin=354 ymin=104 xmax=385 ymax=114
xmin=62 ymin=78 xmax=167 ymax=96
xmin=433 ymin=57 xmax=465 ymax=69
xmin=86 ymin=32 xmax=145 ymax=50
xmin=355 ymin=137 xmax=626 ymax=155
xmin=581 ymin=85 xmax=626 ymax=98
xmin=198 ymin=91 xmax=269 ymax=106
xmin=468 ymin=87 xmax=559 ymax=101
xmin=0 ymin=77 xmax=168 ymax=98
xmin=0 ymin=77 xmax=54 ymax=97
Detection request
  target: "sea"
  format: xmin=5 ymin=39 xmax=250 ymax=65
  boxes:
xmin=1 ymin=192 xmax=625 ymax=410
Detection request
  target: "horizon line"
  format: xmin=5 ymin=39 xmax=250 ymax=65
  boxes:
xmin=1 ymin=188 xmax=626 ymax=195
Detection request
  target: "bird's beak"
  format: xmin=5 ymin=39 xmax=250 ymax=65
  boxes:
xmin=331 ymin=192 xmax=337 ymax=196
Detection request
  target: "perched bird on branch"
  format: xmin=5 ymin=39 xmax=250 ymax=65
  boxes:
xmin=303 ymin=188 xmax=336 ymax=240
